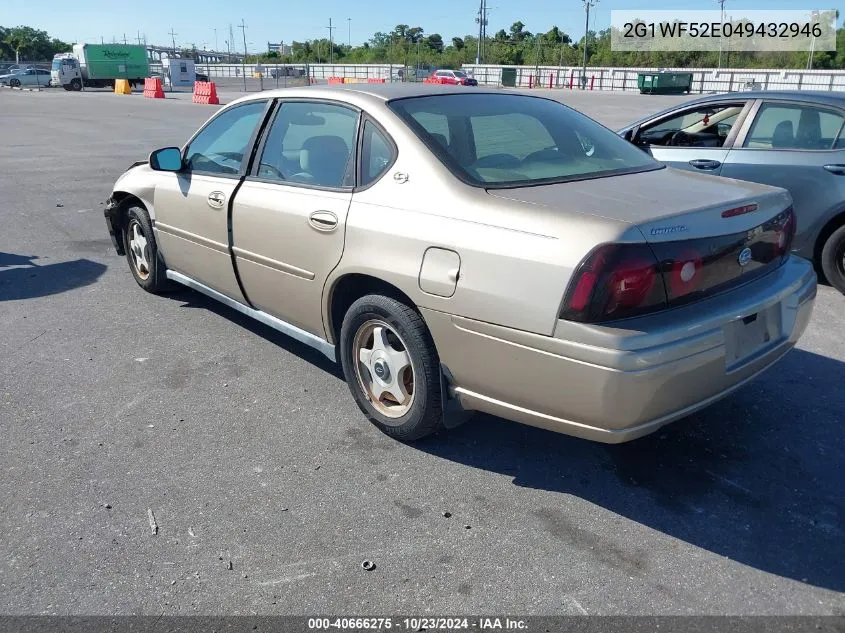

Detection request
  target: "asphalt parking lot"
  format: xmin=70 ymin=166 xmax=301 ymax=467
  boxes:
xmin=1 ymin=87 xmax=843 ymax=616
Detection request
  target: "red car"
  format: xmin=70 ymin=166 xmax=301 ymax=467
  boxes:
xmin=428 ymin=69 xmax=478 ymax=86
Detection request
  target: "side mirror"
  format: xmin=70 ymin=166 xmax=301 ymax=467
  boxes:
xmin=623 ymin=124 xmax=641 ymax=144
xmin=150 ymin=147 xmax=183 ymax=172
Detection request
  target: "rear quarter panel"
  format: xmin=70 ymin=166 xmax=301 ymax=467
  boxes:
xmin=323 ymin=116 xmax=632 ymax=339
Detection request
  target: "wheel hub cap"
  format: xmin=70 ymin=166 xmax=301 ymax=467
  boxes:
xmin=128 ymin=221 xmax=150 ymax=280
xmin=352 ymin=320 xmax=415 ymax=420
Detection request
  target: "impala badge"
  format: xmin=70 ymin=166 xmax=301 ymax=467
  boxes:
xmin=650 ymin=224 xmax=688 ymax=236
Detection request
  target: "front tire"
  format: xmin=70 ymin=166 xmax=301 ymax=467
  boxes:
xmin=70 ymin=78 xmax=82 ymax=91
xmin=122 ymin=205 xmax=173 ymax=293
xmin=9 ymin=78 xmax=20 ymax=88
xmin=340 ymin=294 xmax=443 ymax=441
xmin=821 ymin=224 xmax=845 ymax=294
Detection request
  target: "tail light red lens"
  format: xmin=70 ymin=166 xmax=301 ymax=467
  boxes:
xmin=666 ymin=248 xmax=703 ymax=298
xmin=561 ymin=206 xmax=795 ymax=324
xmin=561 ymin=244 xmax=667 ymax=322
xmin=773 ymin=206 xmax=795 ymax=259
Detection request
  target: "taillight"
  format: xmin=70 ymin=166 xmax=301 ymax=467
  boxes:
xmin=773 ymin=206 xmax=795 ymax=259
xmin=665 ymin=247 xmax=704 ymax=299
xmin=561 ymin=244 xmax=667 ymax=323
xmin=562 ymin=207 xmax=795 ymax=324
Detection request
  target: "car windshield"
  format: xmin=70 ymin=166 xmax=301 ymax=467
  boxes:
xmin=389 ymin=93 xmax=661 ymax=188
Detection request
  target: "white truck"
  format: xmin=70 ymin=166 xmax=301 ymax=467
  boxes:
xmin=51 ymin=43 xmax=150 ymax=91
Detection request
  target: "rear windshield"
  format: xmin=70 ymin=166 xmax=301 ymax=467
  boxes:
xmin=388 ymin=93 xmax=661 ymax=188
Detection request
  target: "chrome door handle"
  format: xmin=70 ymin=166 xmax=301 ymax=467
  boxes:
xmin=207 ymin=191 xmax=226 ymax=208
xmin=823 ymin=164 xmax=845 ymax=175
xmin=308 ymin=210 xmax=338 ymax=232
xmin=689 ymin=159 xmax=721 ymax=170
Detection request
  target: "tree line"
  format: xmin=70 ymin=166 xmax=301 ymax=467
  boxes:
xmin=4 ymin=21 xmax=845 ymax=70
xmin=1 ymin=26 xmax=71 ymax=62
xmin=254 ymin=21 xmax=845 ymax=70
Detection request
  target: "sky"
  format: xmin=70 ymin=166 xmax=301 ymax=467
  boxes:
xmin=5 ymin=0 xmax=839 ymax=53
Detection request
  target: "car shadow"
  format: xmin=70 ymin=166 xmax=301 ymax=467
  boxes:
xmin=414 ymin=348 xmax=845 ymax=592
xmin=165 ymin=288 xmax=344 ymax=379
xmin=0 ymin=252 xmax=107 ymax=301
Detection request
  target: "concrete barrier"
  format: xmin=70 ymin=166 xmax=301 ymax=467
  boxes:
xmin=114 ymin=79 xmax=132 ymax=95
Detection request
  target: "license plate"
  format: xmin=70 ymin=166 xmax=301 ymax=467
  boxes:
xmin=724 ymin=303 xmax=782 ymax=370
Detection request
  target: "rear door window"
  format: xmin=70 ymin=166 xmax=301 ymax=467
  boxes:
xmin=744 ymin=102 xmax=845 ymax=150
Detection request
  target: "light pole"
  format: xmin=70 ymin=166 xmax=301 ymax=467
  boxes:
xmin=807 ymin=10 xmax=819 ymax=70
xmin=238 ymin=19 xmax=248 ymax=90
xmin=580 ymin=0 xmax=597 ymax=89
xmin=347 ymin=18 xmax=351 ymax=48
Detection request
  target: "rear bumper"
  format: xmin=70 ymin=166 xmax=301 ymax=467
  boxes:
xmin=423 ymin=256 xmax=817 ymax=443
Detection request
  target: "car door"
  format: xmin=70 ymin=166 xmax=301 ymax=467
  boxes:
xmin=632 ymin=100 xmax=754 ymax=175
xmin=153 ymin=99 xmax=270 ymax=302
xmin=721 ymin=99 xmax=845 ymax=257
xmin=230 ymin=100 xmax=360 ymax=336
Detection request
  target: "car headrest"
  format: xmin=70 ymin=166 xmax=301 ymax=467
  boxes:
xmin=299 ymin=135 xmax=350 ymax=185
xmin=771 ymin=120 xmax=794 ymax=148
xmin=796 ymin=108 xmax=822 ymax=147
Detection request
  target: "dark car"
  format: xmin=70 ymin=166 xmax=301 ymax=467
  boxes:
xmin=619 ymin=90 xmax=845 ymax=293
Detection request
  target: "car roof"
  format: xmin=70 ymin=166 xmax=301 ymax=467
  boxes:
xmin=622 ymin=90 xmax=845 ymax=129
xmin=695 ymin=90 xmax=845 ymax=105
xmin=228 ymin=83 xmax=504 ymax=107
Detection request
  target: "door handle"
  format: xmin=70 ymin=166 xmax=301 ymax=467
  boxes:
xmin=688 ymin=159 xmax=722 ymax=170
xmin=823 ymin=164 xmax=845 ymax=175
xmin=308 ymin=210 xmax=338 ymax=232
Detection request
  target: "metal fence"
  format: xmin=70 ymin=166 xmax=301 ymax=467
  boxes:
xmin=461 ymin=64 xmax=845 ymax=93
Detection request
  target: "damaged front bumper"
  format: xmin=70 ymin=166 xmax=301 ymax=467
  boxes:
xmin=104 ymin=195 xmax=125 ymax=255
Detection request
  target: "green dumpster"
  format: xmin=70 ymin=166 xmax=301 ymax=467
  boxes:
xmin=637 ymin=72 xmax=693 ymax=95
xmin=501 ymin=67 xmax=517 ymax=88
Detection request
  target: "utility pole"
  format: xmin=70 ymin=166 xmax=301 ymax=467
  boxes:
xmin=807 ymin=10 xmax=818 ymax=69
xmin=580 ymin=0 xmax=597 ymax=89
xmin=327 ymin=18 xmax=336 ymax=64
xmin=122 ymin=33 xmax=127 ymax=45
xmin=136 ymin=30 xmax=143 ymax=46
xmin=238 ymin=19 xmax=248 ymax=90
xmin=169 ymin=27 xmax=178 ymax=53
xmin=229 ymin=24 xmax=235 ymax=62
xmin=474 ymin=0 xmax=489 ymax=64
xmin=716 ymin=0 xmax=726 ymax=70
xmin=347 ymin=18 xmax=351 ymax=48
xmin=214 ymin=28 xmax=218 ymax=55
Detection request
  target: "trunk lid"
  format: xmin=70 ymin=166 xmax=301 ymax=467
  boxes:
xmin=486 ymin=166 xmax=793 ymax=243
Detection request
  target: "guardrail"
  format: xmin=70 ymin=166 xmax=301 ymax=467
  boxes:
xmin=460 ymin=64 xmax=845 ymax=93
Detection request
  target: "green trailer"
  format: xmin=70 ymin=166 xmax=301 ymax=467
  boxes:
xmin=637 ymin=72 xmax=693 ymax=95
xmin=51 ymin=43 xmax=150 ymax=91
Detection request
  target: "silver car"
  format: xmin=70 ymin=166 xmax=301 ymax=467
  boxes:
xmin=619 ymin=91 xmax=845 ymax=293
xmin=103 ymin=85 xmax=816 ymax=443
xmin=0 ymin=68 xmax=51 ymax=87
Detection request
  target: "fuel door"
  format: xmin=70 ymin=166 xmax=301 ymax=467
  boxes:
xmin=418 ymin=247 xmax=461 ymax=298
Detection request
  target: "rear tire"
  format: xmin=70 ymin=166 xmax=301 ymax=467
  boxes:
xmin=820 ymin=224 xmax=845 ymax=295
xmin=340 ymin=294 xmax=443 ymax=441
xmin=122 ymin=205 xmax=174 ymax=294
